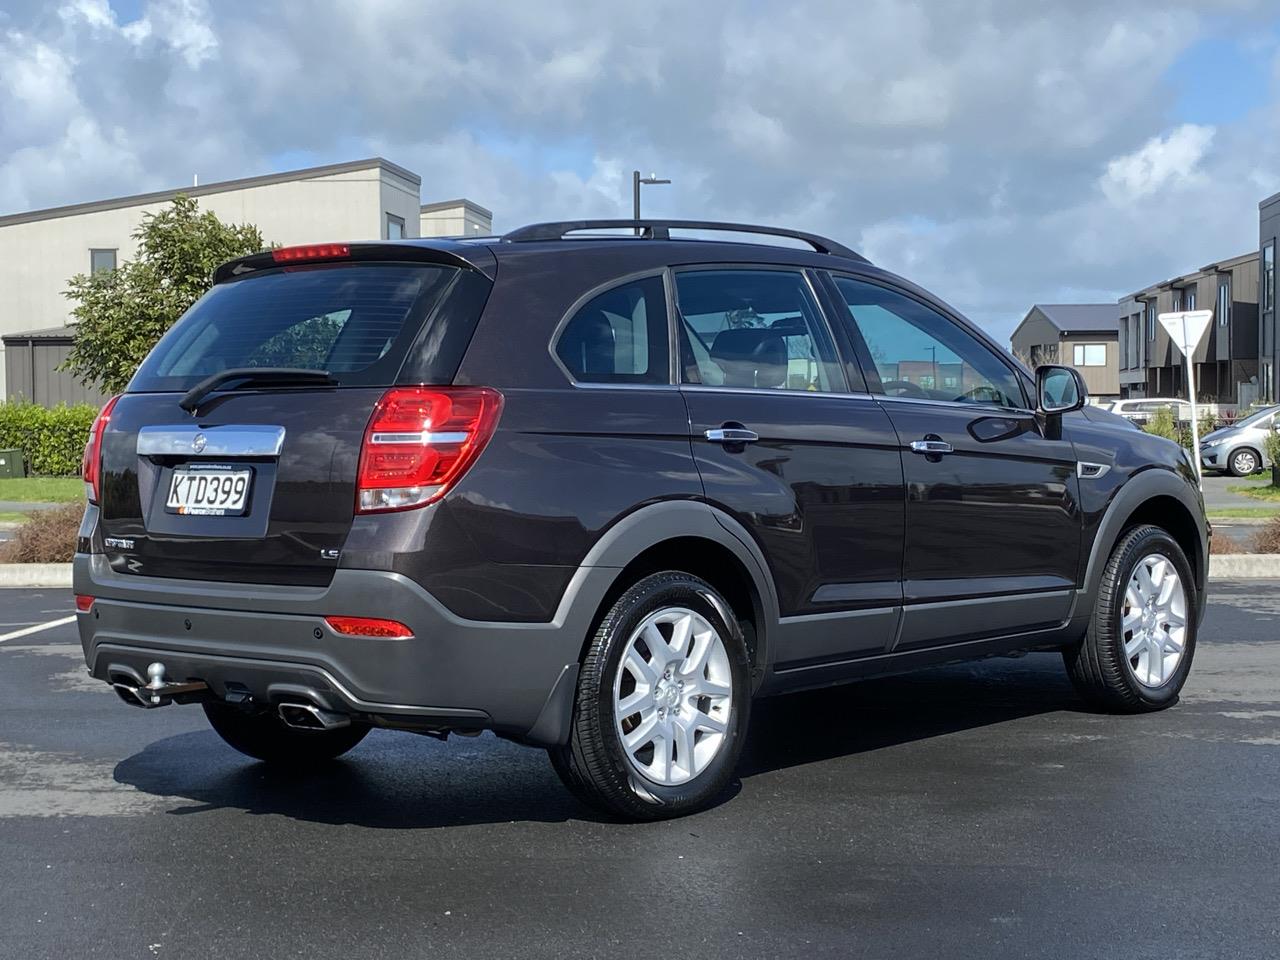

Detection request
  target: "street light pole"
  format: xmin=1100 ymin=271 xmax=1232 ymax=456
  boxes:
xmin=633 ymin=170 xmax=671 ymax=235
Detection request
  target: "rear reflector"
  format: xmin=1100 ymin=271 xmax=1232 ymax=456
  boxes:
xmin=324 ymin=616 xmax=413 ymax=639
xmin=81 ymin=394 xmax=121 ymax=504
xmin=271 ymin=243 xmax=350 ymax=263
xmin=356 ymin=386 xmax=503 ymax=513
xmin=75 ymin=595 xmax=94 ymax=612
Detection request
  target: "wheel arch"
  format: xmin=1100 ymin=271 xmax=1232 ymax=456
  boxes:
xmin=1074 ymin=468 xmax=1208 ymax=623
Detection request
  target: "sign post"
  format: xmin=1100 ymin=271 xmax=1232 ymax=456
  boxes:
xmin=1157 ymin=309 xmax=1214 ymax=485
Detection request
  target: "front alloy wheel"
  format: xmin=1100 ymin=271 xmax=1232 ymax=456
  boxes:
xmin=549 ymin=571 xmax=750 ymax=820
xmin=1064 ymin=524 xmax=1197 ymax=712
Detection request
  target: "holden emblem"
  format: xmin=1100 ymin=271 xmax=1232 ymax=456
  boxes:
xmin=192 ymin=432 xmax=208 ymax=454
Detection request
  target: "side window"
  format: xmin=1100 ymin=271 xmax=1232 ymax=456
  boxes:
xmin=833 ymin=276 xmax=1026 ymax=408
xmin=675 ymin=269 xmax=843 ymax=391
xmin=554 ymin=275 xmax=669 ymax=384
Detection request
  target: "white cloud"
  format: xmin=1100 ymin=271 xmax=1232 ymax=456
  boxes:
xmin=1 ymin=0 xmax=1279 ymax=343
xmin=1100 ymin=123 xmax=1217 ymax=205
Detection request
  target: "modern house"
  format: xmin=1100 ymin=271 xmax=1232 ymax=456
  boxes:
xmin=1010 ymin=304 xmax=1120 ymax=401
xmin=0 ymin=158 xmax=493 ymax=405
xmin=1117 ymin=252 xmax=1259 ymax=407
xmin=1259 ymin=192 xmax=1280 ymax=404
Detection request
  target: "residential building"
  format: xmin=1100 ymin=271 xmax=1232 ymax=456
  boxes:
xmin=420 ymin=198 xmax=492 ymax=238
xmin=1259 ymin=192 xmax=1280 ymax=403
xmin=1118 ymin=253 xmax=1259 ymax=406
xmin=0 ymin=158 xmax=492 ymax=404
xmin=1010 ymin=304 xmax=1120 ymax=401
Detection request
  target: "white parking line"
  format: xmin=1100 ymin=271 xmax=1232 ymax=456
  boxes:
xmin=0 ymin=615 xmax=76 ymax=644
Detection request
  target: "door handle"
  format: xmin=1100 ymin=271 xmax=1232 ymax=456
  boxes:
xmin=909 ymin=439 xmax=953 ymax=455
xmin=705 ymin=427 xmax=759 ymax=444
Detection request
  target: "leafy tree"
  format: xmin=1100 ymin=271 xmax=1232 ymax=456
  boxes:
xmin=60 ymin=196 xmax=265 ymax=394
xmin=1143 ymin=406 xmax=1180 ymax=443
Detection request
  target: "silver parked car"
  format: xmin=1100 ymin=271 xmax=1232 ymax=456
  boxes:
xmin=1200 ymin=405 xmax=1280 ymax=476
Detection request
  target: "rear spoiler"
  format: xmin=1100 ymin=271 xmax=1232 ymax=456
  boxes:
xmin=213 ymin=241 xmax=497 ymax=285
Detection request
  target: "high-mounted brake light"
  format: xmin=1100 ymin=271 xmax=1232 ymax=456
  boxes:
xmin=271 ymin=243 xmax=350 ymax=263
xmin=324 ymin=616 xmax=414 ymax=639
xmin=81 ymin=394 xmax=120 ymax=504
xmin=356 ymin=386 xmax=503 ymax=513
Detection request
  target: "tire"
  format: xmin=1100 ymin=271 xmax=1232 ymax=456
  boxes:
xmin=203 ymin=702 xmax=370 ymax=764
xmin=1064 ymin=524 xmax=1197 ymax=713
xmin=1227 ymin=447 xmax=1261 ymax=477
xmin=548 ymin=571 xmax=751 ymax=821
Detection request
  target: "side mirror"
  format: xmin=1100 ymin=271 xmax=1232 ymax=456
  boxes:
xmin=1035 ymin=364 xmax=1086 ymax=415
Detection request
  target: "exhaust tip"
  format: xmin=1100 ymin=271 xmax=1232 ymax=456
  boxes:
xmin=278 ymin=702 xmax=350 ymax=731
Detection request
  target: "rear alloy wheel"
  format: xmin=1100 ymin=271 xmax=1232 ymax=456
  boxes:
xmin=549 ymin=572 xmax=750 ymax=820
xmin=203 ymin=702 xmax=370 ymax=765
xmin=1064 ymin=524 xmax=1197 ymax=712
xmin=1228 ymin=448 xmax=1261 ymax=477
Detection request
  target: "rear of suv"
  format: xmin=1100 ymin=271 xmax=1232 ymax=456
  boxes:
xmin=76 ymin=220 xmax=1209 ymax=820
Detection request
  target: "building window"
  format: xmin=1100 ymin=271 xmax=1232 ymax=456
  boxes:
xmin=385 ymin=213 xmax=405 ymax=240
xmin=1218 ymin=278 xmax=1231 ymax=327
xmin=1147 ymin=302 xmax=1156 ymax=340
xmin=1264 ymin=242 xmax=1276 ymax=313
xmin=1073 ymin=343 xmax=1107 ymax=367
xmin=90 ymin=249 xmax=117 ymax=274
xmin=1172 ymin=291 xmax=1182 ymax=312
xmin=1186 ymin=288 xmax=1196 ymax=310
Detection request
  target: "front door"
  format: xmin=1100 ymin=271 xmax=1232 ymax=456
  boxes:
xmin=828 ymin=273 xmax=1082 ymax=650
xmin=674 ymin=267 xmax=906 ymax=670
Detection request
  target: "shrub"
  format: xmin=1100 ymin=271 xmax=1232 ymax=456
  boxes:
xmin=0 ymin=402 xmax=98 ymax=476
xmin=1256 ymin=517 xmax=1280 ymax=555
xmin=1209 ymin=532 xmax=1239 ymax=555
xmin=1265 ymin=430 xmax=1280 ymax=486
xmin=1144 ymin=407 xmax=1179 ymax=442
xmin=0 ymin=503 xmax=84 ymax=563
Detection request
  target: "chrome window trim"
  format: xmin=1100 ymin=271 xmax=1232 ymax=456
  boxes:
xmin=137 ymin=425 xmax=286 ymax=457
xmin=680 ymin=384 xmax=875 ymax=402
xmin=872 ymin=392 xmax=1035 ymax=416
xmin=546 ymin=268 xmax=673 ymax=388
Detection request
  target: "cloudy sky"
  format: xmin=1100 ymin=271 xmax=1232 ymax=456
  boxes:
xmin=3 ymin=0 xmax=1280 ymax=342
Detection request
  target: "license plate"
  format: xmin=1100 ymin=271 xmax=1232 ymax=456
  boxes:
xmin=166 ymin=467 xmax=252 ymax=516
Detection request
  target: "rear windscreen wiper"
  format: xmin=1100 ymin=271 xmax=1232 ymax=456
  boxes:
xmin=179 ymin=367 xmax=338 ymax=413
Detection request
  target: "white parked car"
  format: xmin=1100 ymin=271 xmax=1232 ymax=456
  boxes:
xmin=1109 ymin=398 xmax=1193 ymax=428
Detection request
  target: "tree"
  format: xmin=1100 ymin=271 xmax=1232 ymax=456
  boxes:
xmin=61 ymin=196 xmax=265 ymax=394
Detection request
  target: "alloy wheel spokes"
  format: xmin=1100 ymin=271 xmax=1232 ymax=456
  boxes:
xmin=1120 ymin=553 xmax=1188 ymax=689
xmin=613 ymin=607 xmax=733 ymax=787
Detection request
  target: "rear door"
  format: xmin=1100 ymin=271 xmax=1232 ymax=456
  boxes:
xmin=675 ymin=266 xmax=906 ymax=670
xmin=98 ymin=257 xmax=488 ymax=585
xmin=827 ymin=273 xmax=1081 ymax=649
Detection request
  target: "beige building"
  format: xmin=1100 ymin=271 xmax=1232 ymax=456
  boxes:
xmin=1010 ymin=303 xmax=1120 ymax=401
xmin=0 ymin=157 xmax=492 ymax=404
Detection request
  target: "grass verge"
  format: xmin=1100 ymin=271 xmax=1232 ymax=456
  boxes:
xmin=1226 ymin=483 xmax=1280 ymax=503
xmin=0 ymin=476 xmax=85 ymax=503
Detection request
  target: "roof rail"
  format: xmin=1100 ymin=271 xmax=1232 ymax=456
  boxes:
xmin=501 ymin=219 xmax=867 ymax=262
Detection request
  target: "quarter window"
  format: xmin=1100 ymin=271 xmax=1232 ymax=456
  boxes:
xmin=554 ymin=275 xmax=669 ymax=384
xmin=833 ymin=277 xmax=1024 ymax=408
xmin=675 ymin=270 xmax=843 ymax=391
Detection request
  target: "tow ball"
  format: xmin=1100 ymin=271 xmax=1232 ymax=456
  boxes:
xmin=112 ymin=662 xmax=209 ymax=708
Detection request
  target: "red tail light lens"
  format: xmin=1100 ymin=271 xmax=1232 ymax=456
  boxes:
xmin=271 ymin=243 xmax=350 ymax=263
xmin=356 ymin=386 xmax=503 ymax=513
xmin=74 ymin=594 xmax=95 ymax=612
xmin=325 ymin=616 xmax=414 ymax=639
xmin=81 ymin=395 xmax=120 ymax=504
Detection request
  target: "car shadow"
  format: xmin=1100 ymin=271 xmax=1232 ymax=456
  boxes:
xmin=114 ymin=653 xmax=1082 ymax=828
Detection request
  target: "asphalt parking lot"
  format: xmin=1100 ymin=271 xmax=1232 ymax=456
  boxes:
xmin=2 ymin=585 xmax=1278 ymax=959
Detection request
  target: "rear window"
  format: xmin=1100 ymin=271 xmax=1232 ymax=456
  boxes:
xmin=130 ymin=263 xmax=456 ymax=391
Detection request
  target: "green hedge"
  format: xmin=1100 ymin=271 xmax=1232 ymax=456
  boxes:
xmin=0 ymin=402 xmax=99 ymax=477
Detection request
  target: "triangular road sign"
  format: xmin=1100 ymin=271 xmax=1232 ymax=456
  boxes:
xmin=1157 ymin=310 xmax=1213 ymax=358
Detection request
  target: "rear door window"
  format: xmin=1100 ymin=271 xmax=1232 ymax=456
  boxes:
xmin=131 ymin=263 xmax=456 ymax=391
xmin=553 ymin=274 xmax=669 ymax=384
xmin=675 ymin=269 xmax=844 ymax=391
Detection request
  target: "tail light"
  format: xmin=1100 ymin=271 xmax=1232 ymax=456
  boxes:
xmin=271 ymin=243 xmax=350 ymax=263
xmin=325 ymin=616 xmax=413 ymax=638
xmin=81 ymin=395 xmax=120 ymax=504
xmin=356 ymin=386 xmax=503 ymax=513
xmin=74 ymin=594 xmax=95 ymax=612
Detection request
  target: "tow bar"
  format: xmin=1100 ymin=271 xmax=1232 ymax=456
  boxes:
xmin=112 ymin=662 xmax=208 ymax=708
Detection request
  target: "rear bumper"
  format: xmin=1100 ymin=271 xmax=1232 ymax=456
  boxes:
xmin=73 ymin=553 xmax=606 ymax=744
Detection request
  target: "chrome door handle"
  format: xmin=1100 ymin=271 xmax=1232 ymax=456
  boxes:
xmin=705 ymin=427 xmax=759 ymax=444
xmin=909 ymin=439 xmax=953 ymax=455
